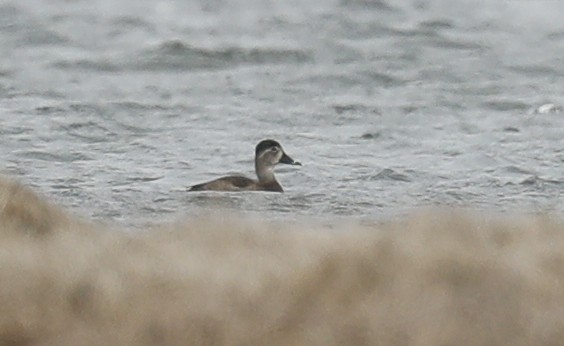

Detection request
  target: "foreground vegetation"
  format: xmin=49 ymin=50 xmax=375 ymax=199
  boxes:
xmin=0 ymin=176 xmax=563 ymax=345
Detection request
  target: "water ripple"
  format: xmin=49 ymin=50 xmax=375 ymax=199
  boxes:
xmin=137 ymin=40 xmax=313 ymax=70
xmin=19 ymin=150 xmax=94 ymax=162
xmin=369 ymin=169 xmax=411 ymax=183
xmin=54 ymin=40 xmax=313 ymax=72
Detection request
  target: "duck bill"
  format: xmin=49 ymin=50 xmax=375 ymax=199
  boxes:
xmin=280 ymin=152 xmax=302 ymax=166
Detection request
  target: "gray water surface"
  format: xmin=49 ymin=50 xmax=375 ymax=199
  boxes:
xmin=1 ymin=0 xmax=564 ymax=227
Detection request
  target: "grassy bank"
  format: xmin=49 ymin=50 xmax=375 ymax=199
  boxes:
xmin=0 ymin=176 xmax=563 ymax=345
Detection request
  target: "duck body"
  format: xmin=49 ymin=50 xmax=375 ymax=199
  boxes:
xmin=188 ymin=175 xmax=283 ymax=192
xmin=188 ymin=139 xmax=300 ymax=193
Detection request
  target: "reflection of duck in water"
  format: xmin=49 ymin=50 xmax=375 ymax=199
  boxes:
xmin=187 ymin=139 xmax=301 ymax=192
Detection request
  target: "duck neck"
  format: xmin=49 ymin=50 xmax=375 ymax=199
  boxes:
xmin=255 ymin=161 xmax=276 ymax=183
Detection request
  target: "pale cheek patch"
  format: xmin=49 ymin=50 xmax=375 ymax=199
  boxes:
xmin=257 ymin=150 xmax=269 ymax=161
xmin=258 ymin=149 xmax=282 ymax=165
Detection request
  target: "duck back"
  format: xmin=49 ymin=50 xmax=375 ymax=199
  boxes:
xmin=188 ymin=176 xmax=256 ymax=192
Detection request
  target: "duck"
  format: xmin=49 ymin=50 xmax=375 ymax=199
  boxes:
xmin=187 ymin=139 xmax=301 ymax=192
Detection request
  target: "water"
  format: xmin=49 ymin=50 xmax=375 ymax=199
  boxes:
xmin=1 ymin=0 xmax=564 ymax=227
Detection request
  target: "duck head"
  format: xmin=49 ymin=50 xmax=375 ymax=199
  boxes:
xmin=255 ymin=139 xmax=301 ymax=167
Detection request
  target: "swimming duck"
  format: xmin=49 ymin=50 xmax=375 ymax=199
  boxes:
xmin=187 ymin=139 xmax=301 ymax=192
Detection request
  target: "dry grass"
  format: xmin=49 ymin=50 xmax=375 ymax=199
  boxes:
xmin=1 ymin=176 xmax=564 ymax=345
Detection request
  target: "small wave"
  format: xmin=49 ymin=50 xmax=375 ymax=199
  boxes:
xmin=360 ymin=132 xmax=382 ymax=140
xmin=20 ymin=27 xmax=68 ymax=46
xmin=359 ymin=70 xmax=404 ymax=87
xmin=52 ymin=60 xmax=120 ymax=72
xmin=529 ymin=103 xmax=563 ymax=115
xmin=426 ymin=36 xmax=483 ymax=50
xmin=36 ymin=103 xmax=107 ymax=115
xmin=0 ymin=126 xmax=32 ymax=136
xmin=126 ymin=175 xmax=164 ymax=183
xmin=339 ymin=0 xmax=394 ymax=11
xmin=295 ymin=70 xmax=403 ymax=89
xmin=0 ymin=5 xmax=68 ymax=45
xmin=370 ymin=168 xmax=411 ymax=182
xmin=110 ymin=16 xmax=155 ymax=30
xmin=520 ymin=176 xmax=563 ymax=187
xmin=19 ymin=150 xmax=94 ymax=162
xmin=134 ymin=40 xmax=312 ymax=71
xmin=333 ymin=104 xmax=381 ymax=115
xmin=482 ymin=100 xmax=530 ymax=112
xmin=0 ymin=68 xmax=12 ymax=78
xmin=55 ymin=41 xmax=312 ymax=71
xmin=546 ymin=31 xmax=564 ymax=41
xmin=509 ymin=64 xmax=563 ymax=77
xmin=49 ymin=177 xmax=87 ymax=191
xmin=502 ymin=127 xmax=520 ymax=133
xmin=418 ymin=19 xmax=455 ymax=31
xmin=61 ymin=121 xmax=117 ymax=143
xmin=504 ymin=166 xmax=533 ymax=176
xmin=0 ymin=4 xmax=20 ymax=24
